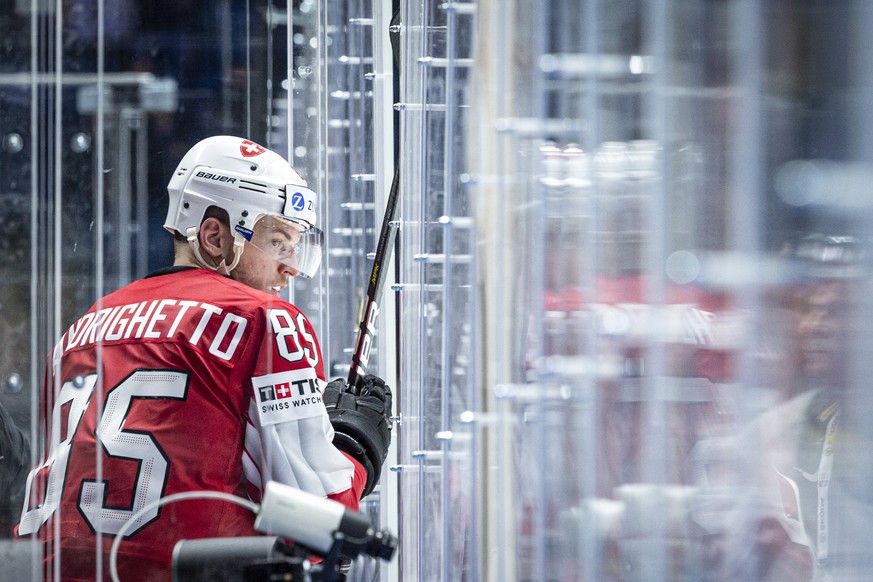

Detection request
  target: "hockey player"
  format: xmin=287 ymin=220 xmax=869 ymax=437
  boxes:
xmin=16 ymin=136 xmax=392 ymax=581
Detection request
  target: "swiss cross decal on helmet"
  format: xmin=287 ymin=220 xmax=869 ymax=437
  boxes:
xmin=240 ymin=139 xmax=266 ymax=157
xmin=164 ymin=135 xmax=323 ymax=278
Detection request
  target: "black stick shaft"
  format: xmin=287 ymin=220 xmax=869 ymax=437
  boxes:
xmin=347 ymin=166 xmax=400 ymax=389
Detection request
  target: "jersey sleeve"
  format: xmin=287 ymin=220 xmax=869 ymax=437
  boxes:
xmin=328 ymin=452 xmax=367 ymax=510
xmin=243 ymin=305 xmax=358 ymax=506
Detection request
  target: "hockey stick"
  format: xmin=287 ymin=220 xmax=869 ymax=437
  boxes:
xmin=347 ymin=164 xmax=400 ymax=390
xmin=346 ymin=0 xmax=402 ymax=394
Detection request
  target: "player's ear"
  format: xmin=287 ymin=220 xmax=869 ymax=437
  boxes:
xmin=198 ymin=217 xmax=229 ymax=261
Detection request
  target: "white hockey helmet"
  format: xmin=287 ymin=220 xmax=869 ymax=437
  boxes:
xmin=165 ymin=135 xmax=323 ymax=278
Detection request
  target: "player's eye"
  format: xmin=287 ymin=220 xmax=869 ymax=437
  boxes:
xmin=270 ymin=239 xmax=297 ymax=257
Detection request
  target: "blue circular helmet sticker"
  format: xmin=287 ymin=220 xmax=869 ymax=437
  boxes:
xmin=290 ymin=191 xmax=306 ymax=212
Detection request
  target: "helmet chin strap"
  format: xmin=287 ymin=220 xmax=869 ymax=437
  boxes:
xmin=186 ymin=226 xmax=245 ymax=275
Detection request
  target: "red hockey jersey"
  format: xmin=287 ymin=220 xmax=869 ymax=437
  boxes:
xmin=17 ymin=267 xmax=366 ymax=581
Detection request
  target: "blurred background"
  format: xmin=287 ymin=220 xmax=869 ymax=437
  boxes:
xmin=3 ymin=0 xmax=873 ymax=581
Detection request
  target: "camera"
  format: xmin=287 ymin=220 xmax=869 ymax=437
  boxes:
xmin=172 ymin=481 xmax=397 ymax=582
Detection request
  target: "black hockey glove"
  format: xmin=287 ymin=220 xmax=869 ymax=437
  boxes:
xmin=323 ymin=375 xmax=392 ymax=498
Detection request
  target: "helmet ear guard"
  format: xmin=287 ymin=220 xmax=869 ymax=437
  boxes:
xmin=165 ymin=136 xmax=322 ymax=277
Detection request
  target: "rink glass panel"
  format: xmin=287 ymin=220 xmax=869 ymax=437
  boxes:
xmin=0 ymin=0 xmax=390 ymax=579
xmin=398 ymin=1 xmax=873 ymax=582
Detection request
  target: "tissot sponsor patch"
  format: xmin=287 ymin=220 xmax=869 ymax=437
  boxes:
xmin=251 ymin=369 xmax=324 ymax=426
